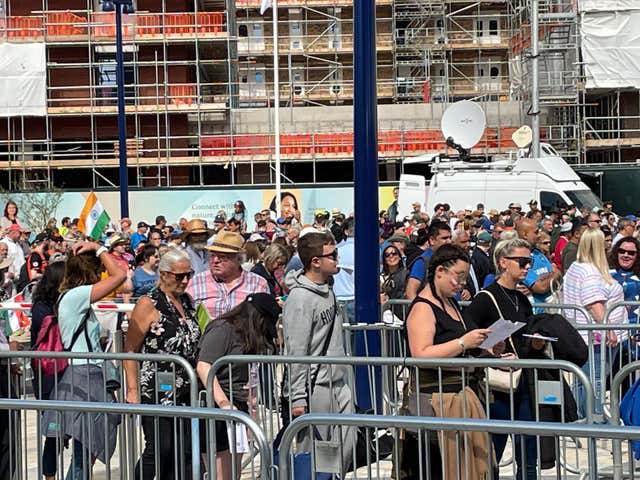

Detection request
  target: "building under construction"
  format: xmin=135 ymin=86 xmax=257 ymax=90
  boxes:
xmin=0 ymin=0 xmax=638 ymax=190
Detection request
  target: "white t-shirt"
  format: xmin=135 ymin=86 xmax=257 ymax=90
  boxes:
xmin=0 ymin=238 xmax=25 ymax=279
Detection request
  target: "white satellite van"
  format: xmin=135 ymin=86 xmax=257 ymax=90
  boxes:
xmin=397 ymin=102 xmax=601 ymax=218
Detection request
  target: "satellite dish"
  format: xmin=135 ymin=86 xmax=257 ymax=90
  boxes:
xmin=440 ymin=101 xmax=486 ymax=149
xmin=512 ymin=125 xmax=533 ymax=149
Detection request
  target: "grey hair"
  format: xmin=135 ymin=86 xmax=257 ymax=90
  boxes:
xmin=493 ymin=238 xmax=531 ymax=274
xmin=499 ymin=230 xmax=518 ymax=241
xmin=262 ymin=243 xmax=290 ymax=267
xmin=451 ymin=229 xmax=468 ymax=242
xmin=158 ymin=246 xmax=191 ymax=272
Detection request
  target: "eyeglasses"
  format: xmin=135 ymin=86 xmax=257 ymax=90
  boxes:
xmin=540 ymin=241 xmax=551 ymax=245
xmin=210 ymin=252 xmax=236 ymax=262
xmin=618 ymin=248 xmax=637 ymax=257
xmin=316 ymin=249 xmax=338 ymax=261
xmin=384 ymin=251 xmax=400 ymax=258
xmin=504 ymin=256 xmax=533 ymax=268
xmin=445 ymin=269 xmax=467 ymax=285
xmin=165 ymin=270 xmax=194 ymax=282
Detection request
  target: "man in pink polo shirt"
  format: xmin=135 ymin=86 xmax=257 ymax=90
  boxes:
xmin=187 ymin=230 xmax=269 ymax=319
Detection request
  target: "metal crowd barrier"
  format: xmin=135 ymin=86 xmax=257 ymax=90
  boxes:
xmin=0 ymin=351 xmax=201 ymax=480
xmin=207 ymin=354 xmax=595 ymax=478
xmin=609 ymin=360 xmax=640 ymax=480
xmin=0 ymin=300 xmax=136 ymax=314
xmin=0 ymin=398 xmax=270 ymax=480
xmin=278 ymin=414 xmax=640 ymax=480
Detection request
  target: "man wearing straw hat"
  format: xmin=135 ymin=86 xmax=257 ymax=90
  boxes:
xmin=187 ymin=230 xmax=269 ymax=319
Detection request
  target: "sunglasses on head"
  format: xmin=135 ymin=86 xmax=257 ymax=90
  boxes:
xmin=505 ymin=256 xmax=533 ymax=268
xmin=166 ymin=270 xmax=194 ymax=282
xmin=618 ymin=248 xmax=637 ymax=257
xmin=316 ymin=249 xmax=338 ymax=261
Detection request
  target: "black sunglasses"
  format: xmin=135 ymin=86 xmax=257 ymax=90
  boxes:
xmin=618 ymin=248 xmax=638 ymax=257
xmin=504 ymin=256 xmax=533 ymax=268
xmin=166 ymin=270 xmax=194 ymax=282
xmin=316 ymin=249 xmax=338 ymax=261
xmin=384 ymin=251 xmax=400 ymax=258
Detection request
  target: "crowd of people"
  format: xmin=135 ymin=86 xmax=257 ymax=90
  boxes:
xmin=0 ymin=192 xmax=639 ymax=479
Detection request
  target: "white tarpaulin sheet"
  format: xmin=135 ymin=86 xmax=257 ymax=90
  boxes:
xmin=581 ymin=9 xmax=640 ymax=89
xmin=580 ymin=0 xmax=640 ymax=13
xmin=0 ymin=43 xmax=47 ymax=117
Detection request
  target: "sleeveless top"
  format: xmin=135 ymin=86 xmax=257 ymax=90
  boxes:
xmin=405 ymin=296 xmax=479 ymax=393
xmin=139 ymin=288 xmax=201 ymax=405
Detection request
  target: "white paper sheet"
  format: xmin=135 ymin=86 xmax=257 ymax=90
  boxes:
xmin=479 ymin=319 xmax=525 ymax=350
xmin=522 ymin=333 xmax=558 ymax=343
xmin=226 ymin=422 xmax=250 ymax=454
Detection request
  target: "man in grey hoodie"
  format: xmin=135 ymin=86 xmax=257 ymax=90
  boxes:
xmin=282 ymin=231 xmax=355 ymax=473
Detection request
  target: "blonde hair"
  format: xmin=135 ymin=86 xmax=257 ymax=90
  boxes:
xmin=493 ymin=238 xmax=530 ymax=274
xmin=577 ymin=227 xmax=614 ymax=284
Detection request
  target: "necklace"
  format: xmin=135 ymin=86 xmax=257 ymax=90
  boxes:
xmin=498 ymin=282 xmax=519 ymax=312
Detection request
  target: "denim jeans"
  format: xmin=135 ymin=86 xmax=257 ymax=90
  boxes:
xmin=65 ymin=441 xmax=91 ymax=480
xmin=490 ymin=384 xmax=538 ymax=480
xmin=577 ymin=347 xmax=617 ymax=420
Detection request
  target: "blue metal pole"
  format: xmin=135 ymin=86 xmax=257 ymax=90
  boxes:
xmin=115 ymin=2 xmax=129 ymax=218
xmin=353 ymin=0 xmax=381 ymax=410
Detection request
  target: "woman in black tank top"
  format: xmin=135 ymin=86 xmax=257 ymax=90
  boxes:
xmin=400 ymin=244 xmax=494 ymax=480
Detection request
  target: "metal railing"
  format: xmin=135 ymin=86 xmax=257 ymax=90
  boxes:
xmin=277 ymin=414 xmax=640 ymax=480
xmin=0 ymin=350 xmax=201 ymax=479
xmin=0 ymin=399 xmax=270 ymax=480
xmin=610 ymin=360 xmax=640 ymax=480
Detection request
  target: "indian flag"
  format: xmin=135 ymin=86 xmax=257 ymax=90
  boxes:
xmin=78 ymin=192 xmax=110 ymax=240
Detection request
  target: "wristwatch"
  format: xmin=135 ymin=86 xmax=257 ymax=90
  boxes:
xmin=457 ymin=338 xmax=466 ymax=354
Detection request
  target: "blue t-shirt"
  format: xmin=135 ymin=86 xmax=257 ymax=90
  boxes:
xmin=611 ymin=269 xmax=640 ymax=324
xmin=58 ymin=285 xmax=102 ymax=363
xmin=409 ymin=248 xmax=433 ymax=282
xmin=132 ymin=267 xmax=158 ymax=298
xmin=130 ymin=232 xmax=147 ymax=250
xmin=523 ymin=249 xmax=554 ymax=304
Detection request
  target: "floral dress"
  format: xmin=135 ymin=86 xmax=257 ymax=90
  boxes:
xmin=139 ymin=288 xmax=201 ymax=406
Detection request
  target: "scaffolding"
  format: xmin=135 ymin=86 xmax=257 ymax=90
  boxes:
xmin=509 ymin=0 xmax=582 ymax=162
xmin=0 ymin=0 xmax=636 ymax=190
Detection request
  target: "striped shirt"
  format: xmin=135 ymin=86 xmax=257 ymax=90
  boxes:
xmin=563 ymin=262 xmax=627 ymax=343
xmin=186 ymin=269 xmax=269 ymax=320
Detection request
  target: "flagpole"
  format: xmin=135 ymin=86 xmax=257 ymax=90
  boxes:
xmin=272 ymin=0 xmax=282 ymax=216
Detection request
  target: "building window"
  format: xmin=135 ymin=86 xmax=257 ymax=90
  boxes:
xmin=95 ymin=53 xmax=135 ymax=105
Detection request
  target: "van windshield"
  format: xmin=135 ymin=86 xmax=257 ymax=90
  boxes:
xmin=565 ymin=190 xmax=602 ymax=210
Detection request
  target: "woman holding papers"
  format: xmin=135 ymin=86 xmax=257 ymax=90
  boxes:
xmin=124 ymin=248 xmax=201 ymax=479
xmin=196 ymin=293 xmax=281 ymax=480
xmin=464 ymin=238 xmax=541 ymax=480
xmin=402 ymin=244 xmax=493 ymax=480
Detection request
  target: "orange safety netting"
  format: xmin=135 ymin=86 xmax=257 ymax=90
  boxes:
xmin=200 ymin=128 xmax=518 ymax=157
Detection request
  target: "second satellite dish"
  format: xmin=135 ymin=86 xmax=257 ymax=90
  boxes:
xmin=511 ymin=125 xmax=533 ymax=149
xmin=440 ymin=101 xmax=487 ymax=149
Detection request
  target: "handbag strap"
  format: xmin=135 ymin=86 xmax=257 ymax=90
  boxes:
xmin=478 ymin=289 xmax=517 ymax=354
xmin=478 ymin=289 xmax=504 ymax=319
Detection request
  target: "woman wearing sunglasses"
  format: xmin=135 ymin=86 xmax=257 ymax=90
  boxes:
xmin=609 ymin=236 xmax=640 ymax=325
xmin=380 ymin=245 xmax=407 ymax=321
xmin=124 ymin=247 xmax=201 ymax=479
xmin=464 ymin=238 xmax=541 ymax=480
